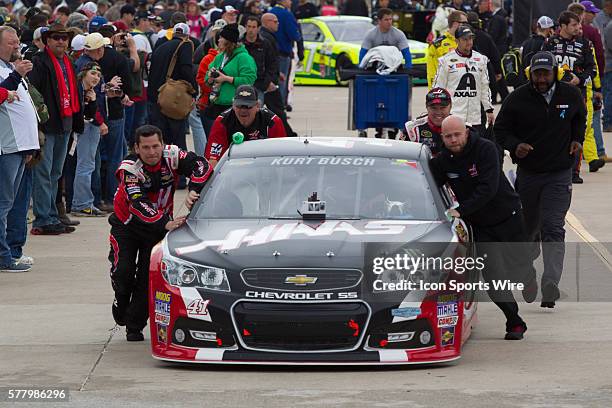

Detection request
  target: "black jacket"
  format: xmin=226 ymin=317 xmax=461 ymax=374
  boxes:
xmin=295 ymin=2 xmax=319 ymax=20
xmin=429 ymin=132 xmax=522 ymax=227
xmin=98 ymin=46 xmax=132 ymax=120
xmin=521 ymin=34 xmax=546 ymax=72
xmin=494 ymin=81 xmax=587 ymax=173
xmin=29 ymin=51 xmax=84 ymax=135
xmin=473 ymin=27 xmax=501 ymax=75
xmin=244 ymin=35 xmax=278 ymax=92
xmin=485 ymin=8 xmax=508 ymax=55
xmin=148 ymin=37 xmax=196 ymax=104
xmin=341 ymin=0 xmax=369 ymax=17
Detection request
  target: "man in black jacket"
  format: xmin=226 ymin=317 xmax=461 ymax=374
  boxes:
xmin=520 ymin=16 xmax=555 ymax=77
xmin=246 ymin=15 xmax=295 ymax=137
xmin=148 ymin=22 xmax=196 ymax=152
xmin=430 ymin=115 xmax=536 ymax=340
xmin=29 ymin=24 xmax=85 ymax=235
xmin=479 ymin=0 xmax=509 ymax=103
xmin=494 ymin=52 xmax=586 ymax=308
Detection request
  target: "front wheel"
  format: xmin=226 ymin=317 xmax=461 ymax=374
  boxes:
xmin=335 ymin=54 xmax=351 ymax=86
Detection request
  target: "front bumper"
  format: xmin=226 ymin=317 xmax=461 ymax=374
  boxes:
xmin=149 ymin=251 xmax=470 ymax=365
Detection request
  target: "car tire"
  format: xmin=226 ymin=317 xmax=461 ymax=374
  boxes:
xmin=335 ymin=54 xmax=351 ymax=86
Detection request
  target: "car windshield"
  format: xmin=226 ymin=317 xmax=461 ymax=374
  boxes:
xmin=194 ymin=156 xmax=438 ymax=220
xmin=326 ymin=20 xmax=373 ymax=43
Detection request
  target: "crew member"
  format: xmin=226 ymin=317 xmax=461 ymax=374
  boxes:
xmin=205 ymin=85 xmax=286 ymax=167
xmin=109 ymin=125 xmax=212 ymax=341
xmin=402 ymin=87 xmax=452 ymax=156
xmin=542 ymin=11 xmax=604 ymax=181
xmin=520 ymin=16 xmax=555 ymax=76
xmin=433 ymin=25 xmax=494 ymax=134
xmin=430 ymin=115 xmax=537 ymax=340
xmin=426 ymin=10 xmax=468 ymax=88
xmin=494 ymin=52 xmax=586 ymax=308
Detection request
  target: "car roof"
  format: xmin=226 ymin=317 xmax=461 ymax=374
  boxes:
xmin=305 ymin=16 xmax=372 ymax=23
xmin=227 ymin=137 xmax=426 ymax=161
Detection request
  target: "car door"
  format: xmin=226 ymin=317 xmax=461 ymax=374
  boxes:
xmin=297 ymin=21 xmax=327 ymax=78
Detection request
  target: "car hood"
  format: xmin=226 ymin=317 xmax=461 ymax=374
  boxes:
xmin=167 ymin=219 xmax=452 ymax=270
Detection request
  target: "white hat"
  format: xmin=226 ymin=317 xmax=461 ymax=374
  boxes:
xmin=223 ymin=5 xmax=238 ymax=13
xmin=71 ymin=34 xmax=87 ymax=51
xmin=537 ymin=16 xmax=554 ymax=29
xmin=33 ymin=26 xmax=48 ymax=41
xmin=83 ymin=32 xmax=110 ymax=50
xmin=173 ymin=22 xmax=190 ymax=36
xmin=212 ymin=18 xmax=227 ymax=30
xmin=80 ymin=1 xmax=98 ymax=17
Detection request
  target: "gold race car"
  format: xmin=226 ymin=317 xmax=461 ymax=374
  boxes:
xmin=295 ymin=16 xmax=428 ymax=86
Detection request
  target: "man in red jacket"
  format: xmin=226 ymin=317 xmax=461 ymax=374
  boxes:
xmin=205 ymin=85 xmax=286 ymax=167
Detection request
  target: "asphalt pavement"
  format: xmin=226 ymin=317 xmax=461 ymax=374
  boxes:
xmin=1 ymin=85 xmax=612 ymax=408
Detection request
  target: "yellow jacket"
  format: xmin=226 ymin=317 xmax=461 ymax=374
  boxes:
xmin=426 ymin=31 xmax=457 ymax=88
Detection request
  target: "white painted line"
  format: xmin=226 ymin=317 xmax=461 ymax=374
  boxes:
xmin=566 ymin=211 xmax=612 ymax=273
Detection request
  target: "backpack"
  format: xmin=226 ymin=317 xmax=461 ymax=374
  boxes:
xmin=501 ymin=48 xmax=522 ymax=87
xmin=26 ymin=81 xmax=49 ymax=124
xmin=157 ymin=37 xmax=196 ymax=120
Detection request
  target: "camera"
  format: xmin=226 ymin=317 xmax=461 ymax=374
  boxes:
xmin=210 ymin=68 xmax=220 ymax=79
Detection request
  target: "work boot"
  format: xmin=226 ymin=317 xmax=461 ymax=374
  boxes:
xmin=57 ymin=202 xmax=80 ymax=226
xmin=572 ymin=174 xmax=584 ymax=184
xmin=589 ymin=159 xmax=605 ymax=172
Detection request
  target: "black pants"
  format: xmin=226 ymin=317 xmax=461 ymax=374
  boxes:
xmin=264 ymin=88 xmax=296 ymax=137
xmin=491 ymin=76 xmax=509 ymax=103
xmin=515 ymin=167 xmax=572 ymax=288
xmin=473 ymin=211 xmax=535 ymax=331
xmin=108 ymin=214 xmax=165 ymax=331
xmin=148 ymin=102 xmax=188 ymax=151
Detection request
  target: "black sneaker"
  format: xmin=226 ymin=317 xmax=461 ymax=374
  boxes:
xmin=59 ymin=214 xmax=80 ymax=226
xmin=522 ymin=277 xmax=538 ymax=303
xmin=58 ymin=224 xmax=76 ymax=234
xmin=589 ymin=159 xmax=605 ymax=172
xmin=541 ymin=282 xmax=560 ymax=308
xmin=126 ymin=328 xmax=144 ymax=342
xmin=541 ymin=301 xmax=556 ymax=308
xmin=30 ymin=224 xmax=64 ymax=235
xmin=572 ymin=174 xmax=584 ymax=184
xmin=112 ymin=301 xmax=126 ymax=326
xmin=505 ymin=324 xmax=527 ymax=340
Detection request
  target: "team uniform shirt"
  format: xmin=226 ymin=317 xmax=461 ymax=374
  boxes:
xmin=542 ymin=35 xmax=596 ymax=94
xmin=113 ymin=145 xmax=212 ymax=234
xmin=433 ymin=49 xmax=493 ymax=126
xmin=426 ymin=31 xmax=457 ymax=88
xmin=0 ymin=61 xmax=39 ymax=155
xmin=403 ymin=114 xmax=443 ymax=156
xmin=205 ymin=108 xmax=286 ymax=162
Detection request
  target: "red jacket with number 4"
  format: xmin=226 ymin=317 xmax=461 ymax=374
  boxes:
xmin=113 ymin=145 xmax=212 ymax=234
xmin=205 ymin=107 xmax=286 ymax=162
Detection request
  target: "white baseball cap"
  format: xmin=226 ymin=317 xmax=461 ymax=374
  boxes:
xmin=173 ymin=22 xmax=190 ymax=36
xmin=537 ymin=16 xmax=554 ymax=29
xmin=83 ymin=32 xmax=111 ymax=50
xmin=71 ymin=34 xmax=87 ymax=51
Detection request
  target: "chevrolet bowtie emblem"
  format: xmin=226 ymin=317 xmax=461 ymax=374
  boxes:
xmin=285 ymin=275 xmax=318 ymax=286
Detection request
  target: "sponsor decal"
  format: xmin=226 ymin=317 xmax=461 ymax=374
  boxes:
xmin=157 ymin=323 xmax=168 ymax=344
xmin=154 ymin=291 xmax=171 ymax=325
xmin=125 ymin=174 xmax=138 ymax=183
xmin=438 ymin=293 xmax=457 ymax=303
xmin=438 ymin=316 xmax=459 ymax=328
xmin=391 ymin=306 xmax=421 ymax=318
xmin=270 ymin=157 xmax=375 ymax=166
xmin=391 ymin=159 xmax=418 ymax=168
xmin=468 ymin=164 xmax=478 ymax=177
xmin=421 ymin=130 xmax=432 ymax=139
xmin=245 ymin=291 xmax=357 ymax=300
xmin=446 ymin=172 xmax=459 ymax=179
xmin=211 ymin=143 xmax=223 ymax=156
xmin=437 ymin=301 xmax=458 ymax=318
xmin=186 ymin=299 xmax=210 ymax=317
xmin=285 ymin=275 xmax=318 ymax=286
xmin=452 ymin=218 xmax=469 ymax=243
xmin=441 ymin=327 xmax=455 ymax=346
xmin=175 ymin=220 xmax=435 ymax=254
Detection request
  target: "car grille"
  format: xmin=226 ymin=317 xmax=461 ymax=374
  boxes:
xmin=233 ymin=301 xmax=370 ymax=352
xmin=240 ymin=268 xmax=362 ymax=292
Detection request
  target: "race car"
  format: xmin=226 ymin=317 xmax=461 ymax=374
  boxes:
xmin=149 ymin=137 xmax=479 ymax=365
xmin=294 ymin=16 xmax=428 ymax=86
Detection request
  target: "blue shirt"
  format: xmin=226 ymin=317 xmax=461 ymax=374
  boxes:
xmin=270 ymin=5 xmax=301 ymax=56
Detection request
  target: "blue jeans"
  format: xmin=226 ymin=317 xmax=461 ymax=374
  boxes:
xmin=103 ymin=118 xmax=127 ymax=202
xmin=189 ymin=106 xmax=206 ymax=156
xmin=124 ymin=104 xmax=135 ymax=148
xmin=72 ymin=123 xmax=102 ymax=211
xmin=132 ymin=99 xmax=148 ymax=141
xmin=7 ymin=166 xmax=32 ymax=261
xmin=0 ymin=153 xmax=26 ymax=267
xmin=92 ymin=144 xmax=102 ymax=207
xmin=32 ymin=131 xmax=71 ymax=227
xmin=592 ymin=108 xmax=606 ymax=156
xmin=278 ymin=55 xmax=291 ymax=105
xmin=603 ymin=72 xmax=612 ymax=128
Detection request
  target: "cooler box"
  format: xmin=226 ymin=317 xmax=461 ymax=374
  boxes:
xmin=349 ymin=74 xmax=411 ymax=130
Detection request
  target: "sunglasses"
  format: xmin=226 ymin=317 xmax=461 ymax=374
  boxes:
xmin=49 ymin=34 xmax=69 ymax=41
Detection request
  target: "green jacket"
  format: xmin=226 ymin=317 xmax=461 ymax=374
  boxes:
xmin=206 ymin=45 xmax=257 ymax=106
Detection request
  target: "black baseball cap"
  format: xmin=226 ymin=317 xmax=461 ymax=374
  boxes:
xmin=455 ymin=25 xmax=476 ymax=39
xmin=426 ymin=87 xmax=452 ymax=107
xmin=530 ymin=51 xmax=555 ymax=71
xmin=233 ymin=85 xmax=258 ymax=107
xmin=135 ymin=10 xmax=150 ymax=21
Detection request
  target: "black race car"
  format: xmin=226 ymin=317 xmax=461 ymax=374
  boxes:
xmin=149 ymin=137 xmax=478 ymax=365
